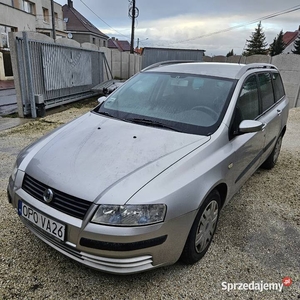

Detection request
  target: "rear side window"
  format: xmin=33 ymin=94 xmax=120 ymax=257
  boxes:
xmin=272 ymin=73 xmax=285 ymax=101
xmin=258 ymin=73 xmax=275 ymax=112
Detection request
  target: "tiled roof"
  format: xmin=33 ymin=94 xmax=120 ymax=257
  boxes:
xmin=108 ymin=39 xmax=131 ymax=52
xmin=282 ymin=31 xmax=299 ymax=47
xmin=62 ymin=4 xmax=108 ymax=39
xmin=108 ymin=39 xmax=121 ymax=50
xmin=117 ymin=40 xmax=131 ymax=52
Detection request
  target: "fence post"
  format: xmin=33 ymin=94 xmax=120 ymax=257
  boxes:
xmin=22 ymin=32 xmax=36 ymax=118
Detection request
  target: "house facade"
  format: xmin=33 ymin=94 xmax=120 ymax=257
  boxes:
xmin=0 ymin=0 xmax=66 ymax=48
xmin=62 ymin=0 xmax=108 ymax=48
xmin=0 ymin=0 xmax=66 ymax=79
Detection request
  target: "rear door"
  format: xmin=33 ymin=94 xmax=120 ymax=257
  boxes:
xmin=256 ymin=72 xmax=285 ymax=164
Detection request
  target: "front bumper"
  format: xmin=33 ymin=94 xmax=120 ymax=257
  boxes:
xmin=8 ymin=175 xmax=196 ymax=274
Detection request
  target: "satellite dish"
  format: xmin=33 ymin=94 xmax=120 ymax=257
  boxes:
xmin=67 ymin=32 xmax=73 ymax=39
xmin=63 ymin=17 xmax=69 ymax=23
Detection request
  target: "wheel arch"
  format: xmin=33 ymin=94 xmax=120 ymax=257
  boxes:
xmin=213 ymin=183 xmax=228 ymax=209
xmin=199 ymin=182 xmax=228 ymax=211
xmin=281 ymin=125 xmax=286 ymax=137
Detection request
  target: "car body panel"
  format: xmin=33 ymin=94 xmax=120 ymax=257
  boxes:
xmin=258 ymin=97 xmax=289 ymax=164
xmin=24 ymin=112 xmax=209 ymax=204
xmin=8 ymin=62 xmax=289 ymax=274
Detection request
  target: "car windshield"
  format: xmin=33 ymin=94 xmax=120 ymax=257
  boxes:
xmin=95 ymin=72 xmax=236 ymax=135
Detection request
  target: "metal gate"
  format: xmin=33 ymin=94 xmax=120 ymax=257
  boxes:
xmin=14 ymin=32 xmax=109 ymax=117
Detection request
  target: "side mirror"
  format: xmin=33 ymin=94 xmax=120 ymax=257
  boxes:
xmin=97 ymin=96 xmax=107 ymax=105
xmin=239 ymin=120 xmax=264 ymax=134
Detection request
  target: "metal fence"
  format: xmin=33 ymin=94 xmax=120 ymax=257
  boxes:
xmin=14 ymin=32 xmax=107 ymax=117
xmin=141 ymin=47 xmax=205 ymax=69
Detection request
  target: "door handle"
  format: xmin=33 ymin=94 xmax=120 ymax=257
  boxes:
xmin=277 ymin=109 xmax=282 ymax=116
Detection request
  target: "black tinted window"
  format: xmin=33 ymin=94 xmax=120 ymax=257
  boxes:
xmin=272 ymin=72 xmax=285 ymax=101
xmin=258 ymin=73 xmax=275 ymax=111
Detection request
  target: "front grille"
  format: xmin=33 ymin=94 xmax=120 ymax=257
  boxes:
xmin=22 ymin=174 xmax=91 ymax=219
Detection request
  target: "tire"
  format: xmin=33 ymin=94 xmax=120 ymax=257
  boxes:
xmin=181 ymin=189 xmax=221 ymax=264
xmin=261 ymin=134 xmax=283 ymax=170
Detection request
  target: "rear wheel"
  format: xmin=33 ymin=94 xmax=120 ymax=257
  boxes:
xmin=181 ymin=189 xmax=221 ymax=264
xmin=261 ymin=134 xmax=283 ymax=170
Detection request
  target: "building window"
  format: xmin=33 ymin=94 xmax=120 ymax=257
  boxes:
xmin=0 ymin=25 xmax=16 ymax=49
xmin=22 ymin=0 xmax=35 ymax=14
xmin=103 ymin=40 xmax=106 ymax=47
xmin=43 ymin=7 xmax=49 ymax=23
xmin=54 ymin=12 xmax=58 ymax=25
xmin=92 ymin=37 xmax=96 ymax=45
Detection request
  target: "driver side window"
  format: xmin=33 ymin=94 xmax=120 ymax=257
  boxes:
xmin=237 ymin=75 xmax=260 ymax=120
xmin=230 ymin=75 xmax=260 ymax=137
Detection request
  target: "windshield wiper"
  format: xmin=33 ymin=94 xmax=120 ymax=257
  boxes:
xmin=126 ymin=118 xmax=181 ymax=132
xmin=98 ymin=111 xmax=114 ymax=117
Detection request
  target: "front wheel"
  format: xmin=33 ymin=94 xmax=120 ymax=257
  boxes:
xmin=181 ymin=189 xmax=221 ymax=264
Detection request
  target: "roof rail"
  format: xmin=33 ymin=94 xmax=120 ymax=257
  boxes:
xmin=236 ymin=63 xmax=278 ymax=78
xmin=141 ymin=60 xmax=197 ymax=72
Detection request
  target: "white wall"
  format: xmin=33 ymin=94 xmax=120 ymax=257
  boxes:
xmin=99 ymin=47 xmax=142 ymax=80
xmin=0 ymin=3 xmax=36 ymax=31
xmin=35 ymin=0 xmax=66 ymax=33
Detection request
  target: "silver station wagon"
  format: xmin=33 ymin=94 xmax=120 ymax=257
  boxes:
xmin=8 ymin=62 xmax=289 ymax=274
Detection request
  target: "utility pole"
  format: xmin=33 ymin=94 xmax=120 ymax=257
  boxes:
xmin=50 ymin=0 xmax=56 ymax=40
xmin=129 ymin=0 xmax=139 ymax=53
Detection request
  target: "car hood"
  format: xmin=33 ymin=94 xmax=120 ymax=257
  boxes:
xmin=24 ymin=112 xmax=209 ymax=204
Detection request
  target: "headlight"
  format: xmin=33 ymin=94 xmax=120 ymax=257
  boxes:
xmin=91 ymin=204 xmax=167 ymax=226
xmin=11 ymin=162 xmax=18 ymax=182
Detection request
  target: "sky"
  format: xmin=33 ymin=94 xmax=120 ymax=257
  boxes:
xmin=55 ymin=0 xmax=300 ymax=56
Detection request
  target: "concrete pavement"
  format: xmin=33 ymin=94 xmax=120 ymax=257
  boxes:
xmin=0 ymin=80 xmax=21 ymax=130
xmin=0 ymin=80 xmax=19 ymax=130
xmin=0 ymin=88 xmax=17 ymax=116
xmin=0 ymin=116 xmax=28 ymax=131
xmin=0 ymin=80 xmax=17 ymax=116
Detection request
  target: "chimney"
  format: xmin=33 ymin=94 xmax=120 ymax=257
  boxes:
xmin=68 ymin=0 xmax=73 ymax=8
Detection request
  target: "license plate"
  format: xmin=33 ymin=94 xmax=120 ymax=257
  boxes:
xmin=18 ymin=200 xmax=65 ymax=241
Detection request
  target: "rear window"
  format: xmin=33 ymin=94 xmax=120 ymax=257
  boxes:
xmin=272 ymin=72 xmax=285 ymax=102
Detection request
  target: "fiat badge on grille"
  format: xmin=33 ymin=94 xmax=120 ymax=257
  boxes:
xmin=43 ymin=188 xmax=54 ymax=203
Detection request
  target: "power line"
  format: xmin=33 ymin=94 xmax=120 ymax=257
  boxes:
xmin=166 ymin=4 xmax=300 ymax=46
xmin=79 ymin=0 xmax=130 ymax=39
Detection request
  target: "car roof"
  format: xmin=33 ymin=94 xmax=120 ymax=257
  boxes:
xmin=143 ymin=62 xmax=278 ymax=80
